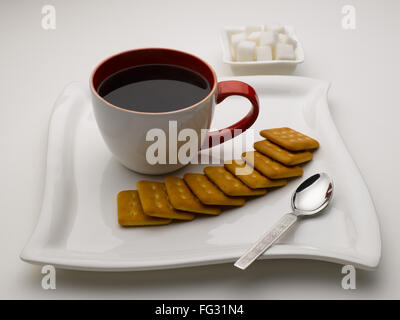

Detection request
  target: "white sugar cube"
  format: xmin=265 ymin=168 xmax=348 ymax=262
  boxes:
xmin=264 ymin=23 xmax=284 ymax=33
xmin=231 ymin=32 xmax=246 ymax=47
xmin=247 ymin=31 xmax=261 ymax=44
xmin=275 ymin=43 xmax=296 ymax=60
xmin=278 ymin=33 xmax=297 ymax=47
xmin=255 ymin=46 xmax=273 ymax=61
xmin=245 ymin=25 xmax=262 ymax=35
xmin=230 ymin=32 xmax=246 ymax=60
xmin=236 ymin=40 xmax=256 ymax=61
xmin=259 ymin=31 xmax=277 ymax=46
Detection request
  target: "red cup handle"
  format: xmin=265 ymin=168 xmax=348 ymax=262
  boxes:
xmin=205 ymin=80 xmax=259 ymax=148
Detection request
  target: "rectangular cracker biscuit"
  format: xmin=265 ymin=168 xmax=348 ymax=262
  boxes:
xmin=254 ymin=140 xmax=313 ymax=166
xmin=137 ymin=181 xmax=195 ymax=220
xmin=242 ymin=151 xmax=303 ymax=179
xmin=164 ymin=177 xmax=221 ymax=215
xmin=184 ymin=173 xmax=245 ymax=206
xmin=204 ymin=166 xmax=267 ymax=196
xmin=224 ymin=160 xmax=287 ymax=188
xmin=117 ymin=190 xmax=172 ymax=226
xmin=260 ymin=127 xmax=319 ymax=151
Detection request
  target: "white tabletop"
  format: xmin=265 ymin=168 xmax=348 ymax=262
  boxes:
xmin=1 ymin=0 xmax=399 ymax=299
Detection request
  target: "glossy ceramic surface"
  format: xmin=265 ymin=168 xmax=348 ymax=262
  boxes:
xmin=90 ymin=48 xmax=259 ymax=175
xmin=20 ymin=76 xmax=381 ymax=271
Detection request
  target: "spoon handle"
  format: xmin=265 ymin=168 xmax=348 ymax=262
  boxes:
xmin=234 ymin=213 xmax=298 ymax=270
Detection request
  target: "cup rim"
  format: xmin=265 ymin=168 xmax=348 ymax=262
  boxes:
xmin=90 ymin=48 xmax=217 ymax=115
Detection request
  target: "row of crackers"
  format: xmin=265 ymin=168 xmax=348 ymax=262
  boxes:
xmin=118 ymin=127 xmax=319 ymax=226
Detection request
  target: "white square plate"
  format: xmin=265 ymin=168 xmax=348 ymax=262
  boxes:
xmin=21 ymin=76 xmax=381 ymax=271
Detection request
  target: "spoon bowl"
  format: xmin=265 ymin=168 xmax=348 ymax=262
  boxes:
xmin=291 ymin=173 xmax=334 ymax=216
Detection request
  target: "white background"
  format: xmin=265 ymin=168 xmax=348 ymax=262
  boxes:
xmin=1 ymin=0 xmax=399 ymax=299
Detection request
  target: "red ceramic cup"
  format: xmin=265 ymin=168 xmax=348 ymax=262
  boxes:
xmin=91 ymin=48 xmax=259 ymax=175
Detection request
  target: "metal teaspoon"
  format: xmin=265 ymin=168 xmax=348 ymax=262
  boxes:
xmin=234 ymin=173 xmax=334 ymax=270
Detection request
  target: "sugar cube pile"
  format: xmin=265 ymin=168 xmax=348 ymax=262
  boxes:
xmin=228 ymin=24 xmax=297 ymax=62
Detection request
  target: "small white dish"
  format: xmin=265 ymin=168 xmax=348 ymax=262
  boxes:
xmin=20 ymin=77 xmax=381 ymax=271
xmin=221 ymin=26 xmax=305 ymax=74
